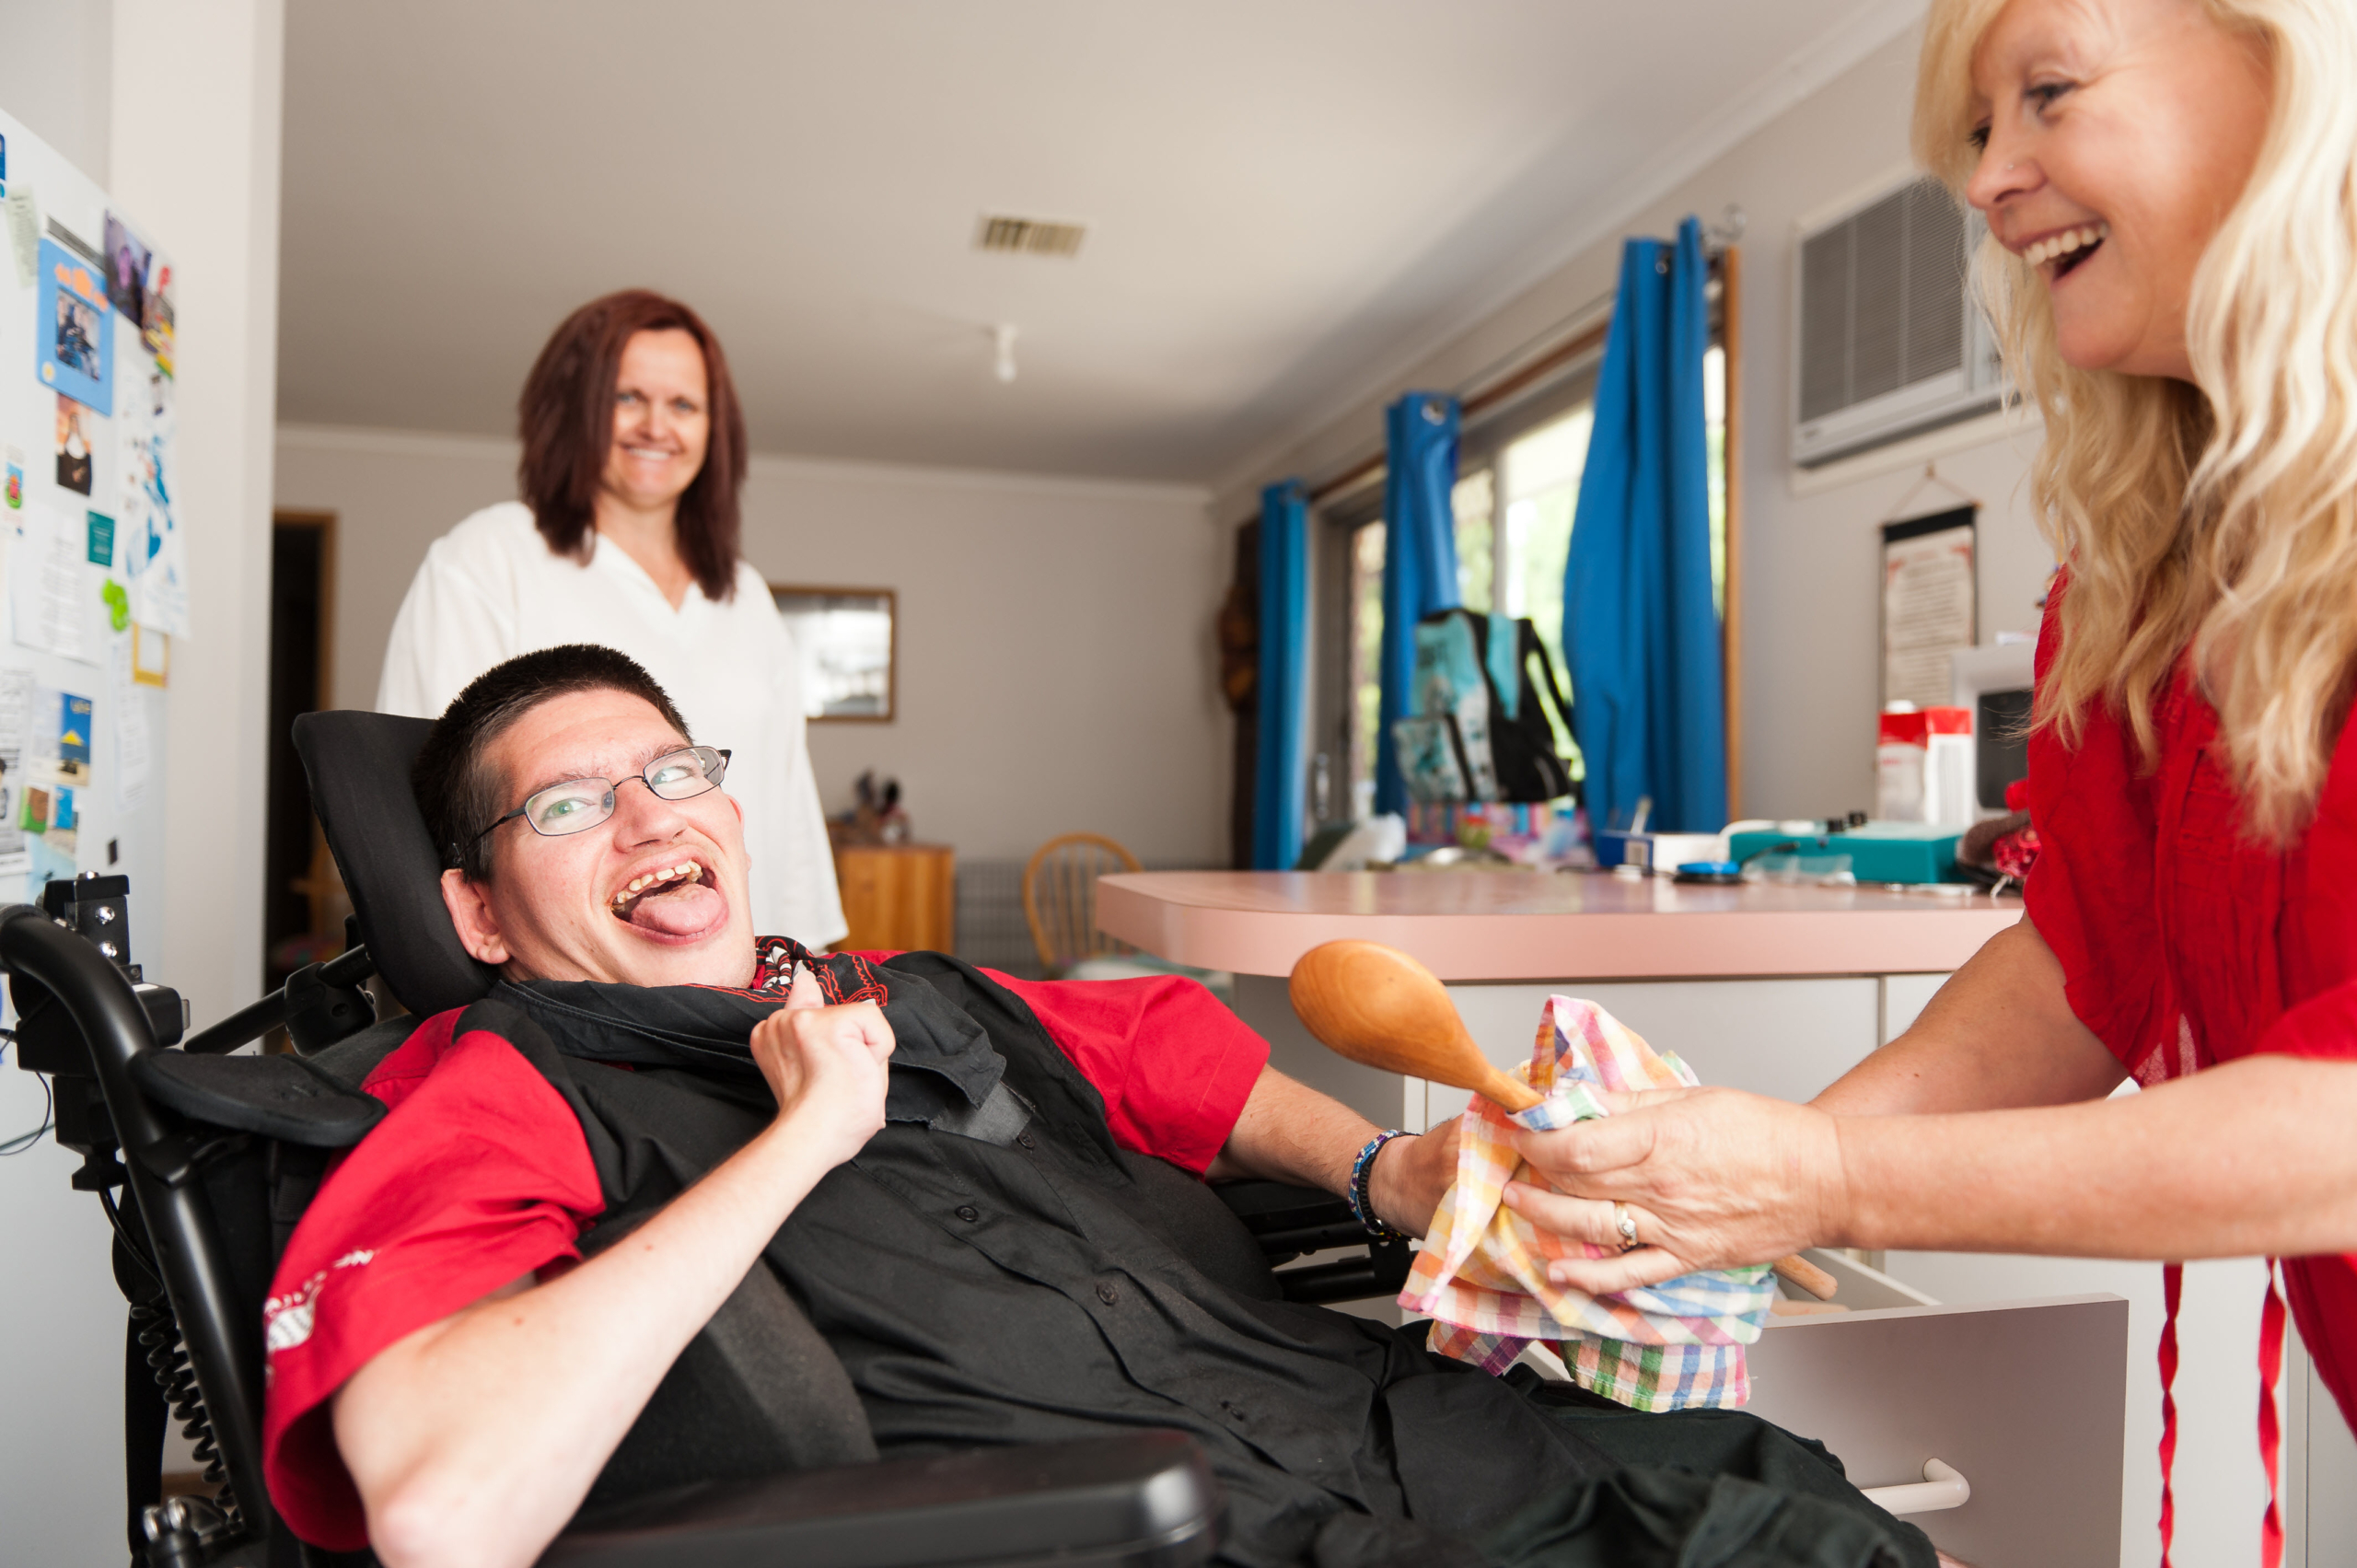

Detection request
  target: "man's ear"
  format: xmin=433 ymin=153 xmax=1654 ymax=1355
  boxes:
xmin=440 ymin=868 xmax=511 ymax=966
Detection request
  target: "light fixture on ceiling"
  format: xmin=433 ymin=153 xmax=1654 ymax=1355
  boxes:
xmin=992 ymin=323 xmax=1018 ymax=384
xmin=975 ymin=214 xmax=1087 ymax=257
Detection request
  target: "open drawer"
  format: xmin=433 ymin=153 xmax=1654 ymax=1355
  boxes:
xmin=1745 ymin=1249 xmax=2129 ymax=1568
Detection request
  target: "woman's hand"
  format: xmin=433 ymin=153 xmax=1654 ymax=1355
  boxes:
xmin=1501 ymin=1086 xmax=1847 ymax=1295
xmin=749 ymin=999 xmax=894 ymax=1168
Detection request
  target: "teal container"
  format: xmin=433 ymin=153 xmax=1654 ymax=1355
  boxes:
xmin=1728 ymin=822 xmax=1964 ymax=884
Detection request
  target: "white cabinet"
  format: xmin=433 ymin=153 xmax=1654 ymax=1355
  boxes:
xmin=1749 ymin=1252 xmax=2129 ymax=1568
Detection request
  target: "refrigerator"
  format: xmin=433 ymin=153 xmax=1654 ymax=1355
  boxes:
xmin=0 ymin=105 xmax=181 ymax=967
xmin=0 ymin=101 xmax=190 ymax=1565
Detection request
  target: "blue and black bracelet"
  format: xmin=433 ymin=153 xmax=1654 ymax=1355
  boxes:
xmin=1348 ymin=1128 xmax=1412 ymax=1240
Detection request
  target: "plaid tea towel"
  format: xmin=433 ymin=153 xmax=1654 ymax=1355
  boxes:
xmin=1399 ymin=994 xmax=1774 ymax=1411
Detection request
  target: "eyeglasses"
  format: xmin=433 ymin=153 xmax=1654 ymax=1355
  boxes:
xmin=470 ymin=746 xmax=732 ymax=847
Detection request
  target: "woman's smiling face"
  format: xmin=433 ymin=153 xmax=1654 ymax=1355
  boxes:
xmin=1964 ymin=0 xmax=2270 ymax=380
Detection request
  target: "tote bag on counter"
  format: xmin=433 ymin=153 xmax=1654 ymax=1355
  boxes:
xmin=1399 ymin=610 xmax=1577 ymax=806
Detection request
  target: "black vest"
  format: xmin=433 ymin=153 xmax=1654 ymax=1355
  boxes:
xmin=459 ymin=954 xmax=1613 ymax=1566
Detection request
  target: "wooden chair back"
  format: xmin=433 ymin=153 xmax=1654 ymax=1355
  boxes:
xmin=1022 ymin=832 xmax=1144 ymax=975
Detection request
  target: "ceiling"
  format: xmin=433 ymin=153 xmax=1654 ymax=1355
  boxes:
xmin=276 ymin=0 xmax=1915 ymax=484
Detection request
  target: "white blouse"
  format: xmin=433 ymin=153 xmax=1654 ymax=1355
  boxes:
xmin=377 ymin=502 xmax=847 ymax=947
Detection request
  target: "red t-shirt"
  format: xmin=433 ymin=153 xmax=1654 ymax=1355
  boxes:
xmin=261 ymin=963 xmax=1269 ymax=1551
xmin=2023 ymin=591 xmax=2357 ymax=1434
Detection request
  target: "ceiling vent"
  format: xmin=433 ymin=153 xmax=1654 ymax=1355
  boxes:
xmin=1791 ymin=176 xmax=2003 ymax=468
xmin=975 ymin=215 xmax=1087 ymax=258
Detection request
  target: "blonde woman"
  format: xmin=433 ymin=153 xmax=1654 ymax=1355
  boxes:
xmin=1501 ymin=0 xmax=2357 ymax=1457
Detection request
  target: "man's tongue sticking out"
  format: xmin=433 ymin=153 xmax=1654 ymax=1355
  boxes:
xmin=627 ymin=879 xmax=725 ymax=936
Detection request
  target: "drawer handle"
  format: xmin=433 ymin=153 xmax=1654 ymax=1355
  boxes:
xmin=1860 ymin=1458 xmax=1970 ymax=1516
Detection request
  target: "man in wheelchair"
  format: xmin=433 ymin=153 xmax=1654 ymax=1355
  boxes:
xmin=261 ymin=644 xmax=1932 ymax=1568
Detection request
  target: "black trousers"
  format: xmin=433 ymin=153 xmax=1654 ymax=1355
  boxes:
xmin=1311 ymin=1371 xmax=1940 ymax=1568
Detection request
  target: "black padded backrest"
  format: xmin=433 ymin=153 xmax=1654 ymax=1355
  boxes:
xmin=294 ymin=710 xmax=496 ymax=1016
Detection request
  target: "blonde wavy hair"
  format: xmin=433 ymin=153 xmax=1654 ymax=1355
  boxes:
xmin=1915 ymin=0 xmax=2357 ymax=843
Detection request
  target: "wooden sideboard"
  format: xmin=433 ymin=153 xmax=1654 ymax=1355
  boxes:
xmin=832 ymin=842 xmax=955 ymax=953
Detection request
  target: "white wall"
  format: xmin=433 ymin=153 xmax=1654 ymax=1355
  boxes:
xmin=1216 ymin=25 xmax=2052 ymax=821
xmin=273 ymin=428 xmax=1227 ymax=865
xmin=0 ymin=0 xmax=112 ymax=177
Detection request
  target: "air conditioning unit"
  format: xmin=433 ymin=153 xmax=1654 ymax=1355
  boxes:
xmin=1791 ymin=176 xmax=2004 ymax=468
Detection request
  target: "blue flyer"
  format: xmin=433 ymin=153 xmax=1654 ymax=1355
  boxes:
xmin=36 ymin=238 xmax=112 ymax=415
xmin=59 ymin=692 xmax=92 ymax=770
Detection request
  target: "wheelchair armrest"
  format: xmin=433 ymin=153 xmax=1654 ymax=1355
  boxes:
xmin=541 ymin=1431 xmax=1219 ymax=1568
xmin=1210 ymin=1179 xmax=1362 ymax=1261
xmin=1210 ymin=1179 xmax=1414 ymax=1307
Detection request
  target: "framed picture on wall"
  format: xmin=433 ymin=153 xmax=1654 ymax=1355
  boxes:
xmin=770 ymin=585 xmax=896 ymax=722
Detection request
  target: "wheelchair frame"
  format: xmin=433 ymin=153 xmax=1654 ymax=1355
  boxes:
xmin=16 ymin=870 xmax=1403 ymax=1568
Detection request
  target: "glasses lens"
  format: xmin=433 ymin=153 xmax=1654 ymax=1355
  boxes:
xmin=525 ymin=780 xmax=617 ymax=835
xmin=646 ymin=747 xmax=726 ymax=800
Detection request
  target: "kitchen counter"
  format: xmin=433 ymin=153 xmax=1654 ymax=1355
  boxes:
xmin=1097 ymin=868 xmax=2020 ymax=1138
xmin=1096 ymin=870 xmax=2017 ymax=981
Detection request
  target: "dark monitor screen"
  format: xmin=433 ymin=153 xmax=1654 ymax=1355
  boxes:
xmin=1978 ymin=688 xmax=2034 ymax=811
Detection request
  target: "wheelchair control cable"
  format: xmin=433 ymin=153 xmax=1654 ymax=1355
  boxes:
xmin=133 ymin=1290 xmax=242 ymax=1532
xmin=0 ymin=1032 xmax=54 ymax=1157
xmin=99 ymin=1185 xmax=164 ymax=1289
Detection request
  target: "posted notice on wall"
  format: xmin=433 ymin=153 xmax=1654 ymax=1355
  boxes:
xmin=1881 ymin=506 xmax=1977 ymax=709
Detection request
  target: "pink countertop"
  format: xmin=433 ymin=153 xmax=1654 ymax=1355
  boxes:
xmin=1096 ymin=871 xmax=2020 ymax=981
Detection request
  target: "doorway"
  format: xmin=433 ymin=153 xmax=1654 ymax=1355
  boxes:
xmin=264 ymin=510 xmax=347 ymax=992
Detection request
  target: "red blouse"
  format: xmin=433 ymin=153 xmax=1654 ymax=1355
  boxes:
xmin=2023 ymin=590 xmax=2357 ymax=1437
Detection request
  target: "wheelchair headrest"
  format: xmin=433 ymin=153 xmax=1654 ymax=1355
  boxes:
xmin=294 ymin=710 xmax=497 ymax=1016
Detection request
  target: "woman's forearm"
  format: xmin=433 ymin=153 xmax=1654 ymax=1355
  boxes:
xmin=336 ymin=1118 xmax=843 ymax=1568
xmin=1836 ymin=1052 xmax=2357 ymax=1259
xmin=1814 ymin=916 xmax=2127 ymax=1117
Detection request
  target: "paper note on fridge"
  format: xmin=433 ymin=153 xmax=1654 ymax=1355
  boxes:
xmin=11 ymin=504 xmax=97 ymax=664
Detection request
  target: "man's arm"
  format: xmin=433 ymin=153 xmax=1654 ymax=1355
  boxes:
xmin=332 ymin=998 xmax=890 ymax=1568
xmin=1204 ymin=1065 xmax=1457 ymax=1237
xmin=1813 ymin=916 xmax=2126 ymax=1116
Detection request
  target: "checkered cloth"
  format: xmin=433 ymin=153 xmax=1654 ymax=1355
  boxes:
xmin=1400 ymin=995 xmax=1774 ymax=1411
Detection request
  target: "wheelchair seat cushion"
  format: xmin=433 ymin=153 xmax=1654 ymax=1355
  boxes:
xmin=133 ymin=1051 xmax=387 ymax=1147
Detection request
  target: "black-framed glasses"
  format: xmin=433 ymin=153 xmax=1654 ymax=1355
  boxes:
xmin=470 ymin=746 xmax=732 ymax=847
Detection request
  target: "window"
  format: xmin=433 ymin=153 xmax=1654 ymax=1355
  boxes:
xmin=1498 ymin=405 xmax=1591 ymax=663
xmin=1332 ymin=332 xmax=1728 ymax=819
xmin=1452 ymin=470 xmax=1494 ymax=613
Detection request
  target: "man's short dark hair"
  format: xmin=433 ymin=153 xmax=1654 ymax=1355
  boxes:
xmin=413 ymin=644 xmax=692 ymax=881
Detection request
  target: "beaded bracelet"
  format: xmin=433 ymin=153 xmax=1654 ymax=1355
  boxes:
xmin=1348 ymin=1128 xmax=1412 ymax=1240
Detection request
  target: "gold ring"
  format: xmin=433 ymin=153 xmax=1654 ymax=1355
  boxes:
xmin=1613 ymin=1202 xmax=1640 ymax=1252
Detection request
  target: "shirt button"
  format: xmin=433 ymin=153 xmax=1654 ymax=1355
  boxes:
xmin=1016 ymin=1131 xmax=1037 ymax=1150
xmin=956 ymin=1205 xmax=981 ymax=1223
xmin=1096 ymin=1282 xmax=1119 ymax=1306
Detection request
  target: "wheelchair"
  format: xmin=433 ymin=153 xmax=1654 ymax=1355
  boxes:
xmin=17 ymin=711 xmax=1413 ymax=1568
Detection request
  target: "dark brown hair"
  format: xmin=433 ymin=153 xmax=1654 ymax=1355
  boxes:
xmin=517 ymin=289 xmax=748 ymax=601
xmin=415 ymin=644 xmax=692 ymax=881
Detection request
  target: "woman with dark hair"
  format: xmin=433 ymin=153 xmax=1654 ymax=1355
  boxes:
xmin=379 ymin=289 xmax=844 ymax=947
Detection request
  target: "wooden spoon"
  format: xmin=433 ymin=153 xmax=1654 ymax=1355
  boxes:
xmin=1287 ymin=939 xmax=1837 ymax=1301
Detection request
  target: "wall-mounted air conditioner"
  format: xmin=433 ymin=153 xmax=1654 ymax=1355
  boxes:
xmin=1791 ymin=175 xmax=2004 ymax=468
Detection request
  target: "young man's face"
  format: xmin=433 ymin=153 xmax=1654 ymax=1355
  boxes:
xmin=439 ymin=687 xmax=759 ymax=988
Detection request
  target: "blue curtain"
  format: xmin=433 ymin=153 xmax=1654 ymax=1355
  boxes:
xmin=1253 ymin=481 xmax=1310 ymax=869
xmin=1562 ymin=216 xmax=1726 ymax=833
xmin=1375 ymin=392 xmax=1462 ymax=816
